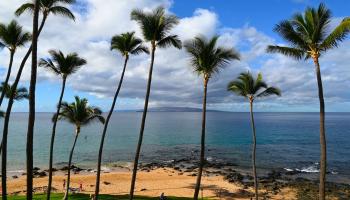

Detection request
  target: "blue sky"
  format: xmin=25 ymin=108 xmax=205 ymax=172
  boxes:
xmin=1 ymin=0 xmax=350 ymax=112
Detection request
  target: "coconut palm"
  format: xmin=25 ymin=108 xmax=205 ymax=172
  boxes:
xmin=56 ymin=96 xmax=105 ymax=200
xmin=266 ymin=4 xmax=350 ymax=199
xmin=0 ymin=83 xmax=29 ymax=100
xmin=227 ymin=72 xmax=280 ymax=200
xmin=39 ymin=50 xmax=86 ymax=199
xmin=15 ymin=0 xmax=75 ymax=24
xmin=129 ymin=7 xmax=182 ymax=199
xmin=0 ymin=83 xmax=29 ymax=199
xmin=0 ymin=20 xmax=31 ymax=106
xmin=94 ymin=32 xmax=149 ymax=199
xmin=12 ymin=1 xmax=75 ymax=198
xmin=25 ymin=1 xmax=40 ymax=198
xmin=184 ymin=35 xmax=240 ymax=200
xmin=11 ymin=0 xmax=76 ymax=87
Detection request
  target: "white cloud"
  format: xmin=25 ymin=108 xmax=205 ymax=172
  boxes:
xmin=0 ymin=0 xmax=350 ymax=112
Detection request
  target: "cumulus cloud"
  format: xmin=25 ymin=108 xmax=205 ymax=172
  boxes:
xmin=0 ymin=0 xmax=349 ymax=112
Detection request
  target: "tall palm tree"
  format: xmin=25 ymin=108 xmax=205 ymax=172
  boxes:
xmin=0 ymin=20 xmax=31 ymax=106
xmin=39 ymin=50 xmax=86 ymax=199
xmin=11 ymin=0 xmax=76 ymax=89
xmin=94 ymin=32 xmax=149 ymax=199
xmin=12 ymin=1 xmax=75 ymax=198
xmin=227 ymin=72 xmax=280 ymax=200
xmin=0 ymin=83 xmax=29 ymax=199
xmin=25 ymin=1 xmax=40 ymax=198
xmin=266 ymin=4 xmax=350 ymax=199
xmin=184 ymin=35 xmax=240 ymax=200
xmin=129 ymin=7 xmax=182 ymax=199
xmin=56 ymin=96 xmax=105 ymax=200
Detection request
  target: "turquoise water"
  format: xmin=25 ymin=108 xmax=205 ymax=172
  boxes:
xmin=2 ymin=112 xmax=350 ymax=182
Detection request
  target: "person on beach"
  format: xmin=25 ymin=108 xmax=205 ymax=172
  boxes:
xmin=63 ymin=179 xmax=66 ymax=191
xmin=160 ymin=193 xmax=166 ymax=200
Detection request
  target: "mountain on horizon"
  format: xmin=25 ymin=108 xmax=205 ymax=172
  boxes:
xmin=134 ymin=106 xmax=225 ymax=112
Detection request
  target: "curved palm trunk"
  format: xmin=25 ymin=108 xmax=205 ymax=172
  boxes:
xmin=0 ymin=13 xmax=47 ymax=199
xmin=95 ymin=56 xmax=129 ymax=199
xmin=63 ymin=127 xmax=80 ymax=200
xmin=0 ymin=50 xmax=15 ymax=156
xmin=26 ymin=1 xmax=40 ymax=198
xmin=129 ymin=43 xmax=156 ymax=200
xmin=46 ymin=77 xmax=66 ymax=200
xmin=1 ymin=98 xmax=15 ymax=200
xmin=313 ymin=57 xmax=327 ymax=200
xmin=193 ymin=78 xmax=208 ymax=200
xmin=249 ymin=100 xmax=258 ymax=200
xmin=0 ymin=50 xmax=15 ymax=106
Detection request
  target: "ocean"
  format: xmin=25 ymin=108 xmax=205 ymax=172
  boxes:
xmin=2 ymin=112 xmax=350 ymax=183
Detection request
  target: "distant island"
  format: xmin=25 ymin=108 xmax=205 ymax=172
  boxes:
xmin=128 ymin=107 xmax=226 ymax=112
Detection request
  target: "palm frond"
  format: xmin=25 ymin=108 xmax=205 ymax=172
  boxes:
xmin=40 ymin=50 xmax=86 ymax=77
xmin=273 ymin=20 xmax=308 ymax=49
xmin=228 ymin=72 xmax=281 ymax=100
xmin=0 ymin=20 xmax=31 ymax=50
xmin=227 ymin=80 xmax=248 ymax=97
xmin=185 ymin=35 xmax=239 ymax=78
xmin=131 ymin=6 xmax=179 ymax=43
xmin=156 ymin=35 xmax=182 ymax=49
xmin=15 ymin=3 xmax=35 ymax=16
xmin=14 ymin=87 xmax=29 ymax=100
xmin=253 ymin=73 xmax=267 ymax=94
xmin=49 ymin=6 xmax=75 ymax=20
xmin=56 ymin=0 xmax=76 ymax=4
xmin=266 ymin=45 xmax=305 ymax=60
xmin=130 ymin=45 xmax=149 ymax=55
xmin=0 ymin=82 xmax=29 ymax=101
xmin=257 ymin=87 xmax=281 ymax=98
xmin=39 ymin=58 xmax=60 ymax=75
xmin=111 ymin=32 xmax=149 ymax=56
xmin=320 ymin=18 xmax=350 ymax=51
xmin=57 ymin=96 xmax=104 ymax=128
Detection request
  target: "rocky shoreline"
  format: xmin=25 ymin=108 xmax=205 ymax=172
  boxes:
xmin=9 ymin=157 xmax=350 ymax=199
xmin=137 ymin=158 xmax=350 ymax=199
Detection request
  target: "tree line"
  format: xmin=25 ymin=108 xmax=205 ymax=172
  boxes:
xmin=0 ymin=1 xmax=349 ymax=200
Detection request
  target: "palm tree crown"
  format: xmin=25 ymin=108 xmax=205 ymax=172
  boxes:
xmin=56 ymin=96 xmax=105 ymax=129
xmin=131 ymin=6 xmax=182 ymax=49
xmin=15 ymin=0 xmax=75 ymax=20
xmin=39 ymin=50 xmax=86 ymax=78
xmin=227 ymin=72 xmax=281 ymax=101
xmin=0 ymin=20 xmax=31 ymax=52
xmin=0 ymin=83 xmax=29 ymax=101
xmin=111 ymin=32 xmax=149 ymax=57
xmin=185 ymin=35 xmax=240 ymax=80
xmin=266 ymin=3 xmax=350 ymax=60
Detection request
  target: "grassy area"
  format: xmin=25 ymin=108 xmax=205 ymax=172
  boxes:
xmin=3 ymin=193 xmax=199 ymax=200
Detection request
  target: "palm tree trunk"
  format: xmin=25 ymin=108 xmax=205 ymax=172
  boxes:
xmin=95 ymin=55 xmax=129 ymax=199
xmin=26 ymin=1 xmax=40 ymax=198
xmin=0 ymin=50 xmax=15 ymax=157
xmin=0 ymin=50 xmax=15 ymax=107
xmin=313 ymin=57 xmax=327 ymax=200
xmin=0 ymin=13 xmax=47 ymax=157
xmin=46 ymin=77 xmax=66 ymax=200
xmin=0 ymin=11 xmax=47 ymax=200
xmin=193 ymin=78 xmax=208 ymax=200
xmin=249 ymin=100 xmax=258 ymax=200
xmin=63 ymin=128 xmax=80 ymax=200
xmin=1 ymin=98 xmax=15 ymax=200
xmin=129 ymin=43 xmax=156 ymax=200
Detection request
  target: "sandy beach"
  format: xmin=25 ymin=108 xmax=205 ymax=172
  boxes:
xmin=5 ymin=167 xmax=297 ymax=199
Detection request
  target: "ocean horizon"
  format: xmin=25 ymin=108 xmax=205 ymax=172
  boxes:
xmin=1 ymin=112 xmax=349 ymax=184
